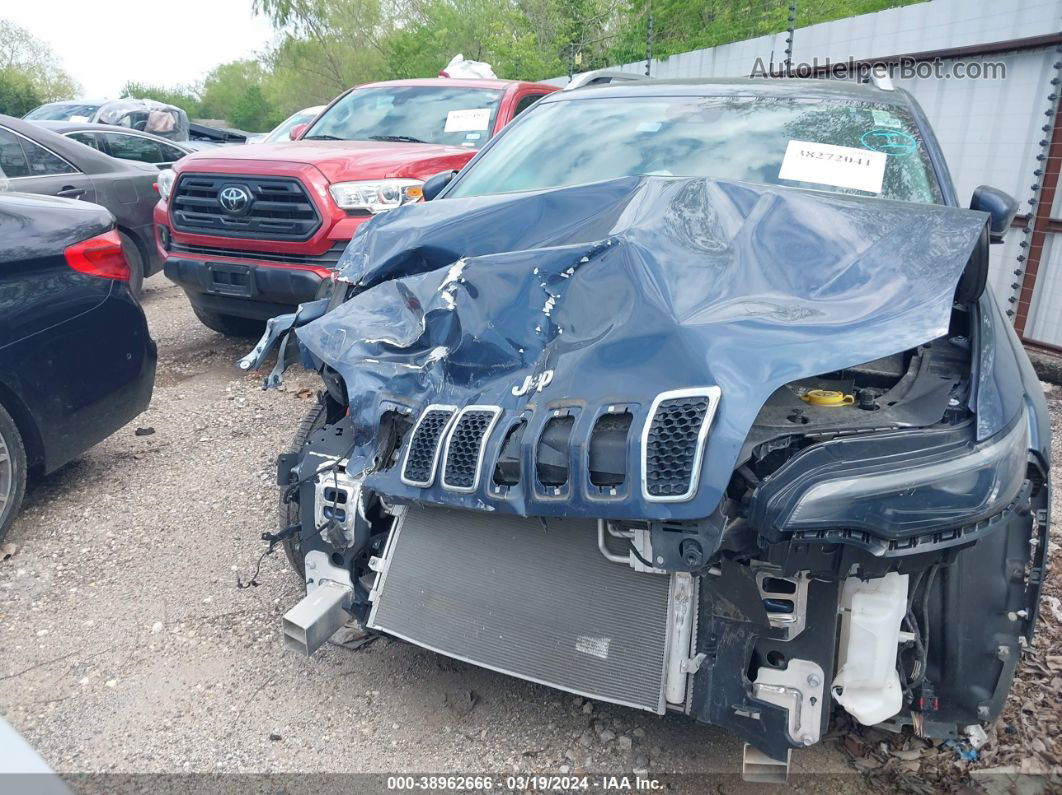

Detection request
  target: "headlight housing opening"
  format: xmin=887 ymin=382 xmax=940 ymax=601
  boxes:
xmin=781 ymin=411 xmax=1030 ymax=537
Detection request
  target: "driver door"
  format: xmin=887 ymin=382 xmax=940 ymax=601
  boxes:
xmin=0 ymin=126 xmax=96 ymax=203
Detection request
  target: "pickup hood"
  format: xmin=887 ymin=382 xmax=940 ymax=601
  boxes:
xmin=296 ymin=176 xmax=989 ymax=521
xmin=179 ymin=140 xmax=474 ymax=182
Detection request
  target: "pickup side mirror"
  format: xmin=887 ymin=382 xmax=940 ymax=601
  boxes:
xmin=422 ymin=170 xmax=457 ymax=201
xmin=289 ymin=123 xmax=309 ymax=141
xmin=971 ymin=185 xmax=1018 ymax=243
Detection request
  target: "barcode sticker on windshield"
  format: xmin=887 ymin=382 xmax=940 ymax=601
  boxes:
xmin=444 ymin=108 xmax=492 ymax=132
xmin=778 ymin=140 xmax=887 ymax=194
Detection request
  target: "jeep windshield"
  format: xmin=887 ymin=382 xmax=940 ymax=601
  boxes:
xmin=302 ymin=85 xmax=503 ymax=148
xmin=448 ymin=94 xmax=942 ymax=203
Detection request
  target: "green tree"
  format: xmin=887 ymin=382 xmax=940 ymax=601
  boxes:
xmin=200 ymin=60 xmax=282 ymax=131
xmin=255 ymin=0 xmax=392 ymax=113
xmin=0 ymin=68 xmax=42 ymax=116
xmin=229 ymin=84 xmax=277 ymax=130
xmin=120 ymin=81 xmax=203 ymax=118
xmin=0 ymin=18 xmax=78 ymax=103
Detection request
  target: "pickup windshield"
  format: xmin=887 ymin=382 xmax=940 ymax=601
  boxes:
xmin=448 ymin=94 xmax=942 ymax=204
xmin=304 ymin=85 xmax=503 ymax=148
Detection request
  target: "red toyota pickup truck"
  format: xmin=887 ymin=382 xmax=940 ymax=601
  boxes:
xmin=154 ymin=77 xmax=557 ymax=335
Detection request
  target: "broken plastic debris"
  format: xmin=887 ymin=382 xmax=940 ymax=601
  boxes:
xmin=965 ymin=724 xmax=989 ymax=750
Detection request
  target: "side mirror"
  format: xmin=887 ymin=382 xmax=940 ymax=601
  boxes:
xmin=422 ymin=170 xmax=457 ymax=201
xmin=971 ymin=185 xmax=1018 ymax=243
xmin=289 ymin=123 xmax=309 ymax=141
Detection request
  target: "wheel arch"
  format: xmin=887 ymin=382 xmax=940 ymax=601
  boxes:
xmin=0 ymin=379 xmax=45 ymax=475
xmin=114 ymin=224 xmax=155 ymax=277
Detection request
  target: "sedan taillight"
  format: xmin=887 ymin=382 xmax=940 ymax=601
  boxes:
xmin=64 ymin=230 xmax=130 ymax=282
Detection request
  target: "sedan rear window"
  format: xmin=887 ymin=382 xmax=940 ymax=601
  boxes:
xmin=449 ymin=95 xmax=941 ymax=204
xmin=24 ymin=103 xmax=101 ymax=122
xmin=304 ymin=85 xmax=503 ymax=149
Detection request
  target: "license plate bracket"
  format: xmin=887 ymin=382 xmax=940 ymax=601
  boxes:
xmin=207 ymin=263 xmax=253 ymax=297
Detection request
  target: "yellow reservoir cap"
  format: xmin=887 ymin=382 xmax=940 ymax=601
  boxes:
xmin=801 ymin=389 xmax=855 ymax=407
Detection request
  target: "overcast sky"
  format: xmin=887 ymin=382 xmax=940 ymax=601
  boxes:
xmin=6 ymin=1 xmax=277 ymax=98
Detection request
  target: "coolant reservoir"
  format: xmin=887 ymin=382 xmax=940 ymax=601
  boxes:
xmin=831 ymin=572 xmax=909 ymax=725
xmin=801 ymin=389 xmax=855 ymax=406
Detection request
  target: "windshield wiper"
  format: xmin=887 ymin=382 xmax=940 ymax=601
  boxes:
xmin=303 ymin=134 xmax=344 ymax=141
xmin=368 ymin=135 xmax=426 ymax=144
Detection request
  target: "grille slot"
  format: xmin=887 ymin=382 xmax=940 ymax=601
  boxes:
xmin=641 ymin=387 xmax=721 ymax=502
xmin=536 ymin=415 xmax=575 ymax=488
xmin=492 ymin=420 xmax=527 ymax=487
xmin=589 ymin=411 xmax=633 ymax=488
xmin=400 ymin=405 xmax=457 ymax=487
xmin=171 ymin=174 xmax=321 ymax=241
xmin=442 ymin=406 xmax=501 ymax=492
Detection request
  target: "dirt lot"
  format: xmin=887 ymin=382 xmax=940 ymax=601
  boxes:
xmin=0 ymin=274 xmax=1057 ymax=792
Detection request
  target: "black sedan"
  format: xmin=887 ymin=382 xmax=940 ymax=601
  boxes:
xmin=0 ymin=114 xmax=164 ymax=294
xmin=0 ymin=191 xmax=156 ymax=541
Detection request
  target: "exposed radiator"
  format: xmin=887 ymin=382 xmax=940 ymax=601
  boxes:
xmin=368 ymin=506 xmax=674 ymax=713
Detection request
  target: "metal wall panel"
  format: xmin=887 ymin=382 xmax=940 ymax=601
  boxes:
xmin=989 ymin=231 xmax=1029 ymax=302
xmin=898 ymin=48 xmax=1054 ymax=208
xmin=796 ymin=0 xmax=1060 ymax=61
xmin=1025 ymin=232 xmax=1062 ymax=345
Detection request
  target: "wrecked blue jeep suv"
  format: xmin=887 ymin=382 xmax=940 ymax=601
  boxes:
xmin=247 ymin=78 xmax=1052 ymax=768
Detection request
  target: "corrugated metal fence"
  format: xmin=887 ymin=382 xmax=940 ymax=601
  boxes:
xmin=551 ymin=0 xmax=1062 ymax=351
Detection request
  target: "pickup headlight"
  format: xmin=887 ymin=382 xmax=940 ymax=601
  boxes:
xmin=329 ymin=179 xmax=423 ymax=213
xmin=783 ymin=412 xmax=1029 ymax=536
xmin=157 ymin=169 xmax=176 ymax=201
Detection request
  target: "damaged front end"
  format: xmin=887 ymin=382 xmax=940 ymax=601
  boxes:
xmin=251 ymin=176 xmax=1051 ymax=765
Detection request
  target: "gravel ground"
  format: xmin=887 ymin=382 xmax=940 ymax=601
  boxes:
xmin=0 ymin=273 xmax=1055 ymax=793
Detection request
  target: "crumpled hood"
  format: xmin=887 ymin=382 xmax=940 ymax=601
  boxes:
xmin=180 ymin=139 xmax=473 ymax=182
xmin=297 ymin=176 xmax=988 ymax=520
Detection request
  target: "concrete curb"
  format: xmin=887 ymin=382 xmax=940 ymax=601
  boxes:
xmin=1028 ymin=348 xmax=1062 ymax=387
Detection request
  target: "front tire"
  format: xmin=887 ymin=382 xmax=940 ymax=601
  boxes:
xmin=0 ymin=403 xmax=28 ymax=543
xmin=279 ymin=401 xmax=328 ymax=577
xmin=192 ymin=305 xmax=266 ymax=338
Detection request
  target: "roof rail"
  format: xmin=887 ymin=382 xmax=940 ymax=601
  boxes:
xmin=863 ymin=65 xmax=895 ymax=92
xmin=563 ymin=70 xmax=648 ymax=92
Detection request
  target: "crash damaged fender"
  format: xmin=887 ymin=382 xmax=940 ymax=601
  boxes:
xmin=293 ymin=176 xmax=988 ymax=527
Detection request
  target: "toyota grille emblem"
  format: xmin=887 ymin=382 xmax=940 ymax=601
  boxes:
xmin=219 ymin=185 xmax=251 ymax=213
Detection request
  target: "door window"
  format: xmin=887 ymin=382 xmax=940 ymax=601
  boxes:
xmin=19 ymin=137 xmax=77 ymax=176
xmin=0 ymin=128 xmax=30 ymax=178
xmin=67 ymin=131 xmax=102 ymax=151
xmin=158 ymin=142 xmax=187 ymax=165
xmin=513 ymin=94 xmax=546 ymax=118
xmin=103 ymin=133 xmax=163 ymax=164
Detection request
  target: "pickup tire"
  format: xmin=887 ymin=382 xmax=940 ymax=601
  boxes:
xmin=279 ymin=401 xmax=328 ymax=577
xmin=192 ymin=306 xmax=266 ymax=338
xmin=0 ymin=402 xmax=27 ymax=543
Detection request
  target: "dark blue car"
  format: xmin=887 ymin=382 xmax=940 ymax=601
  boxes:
xmin=0 ymin=189 xmax=156 ymax=540
xmin=257 ymin=76 xmax=1051 ymax=773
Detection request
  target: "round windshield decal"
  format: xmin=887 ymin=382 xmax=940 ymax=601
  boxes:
xmin=860 ymin=128 xmax=917 ymax=156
